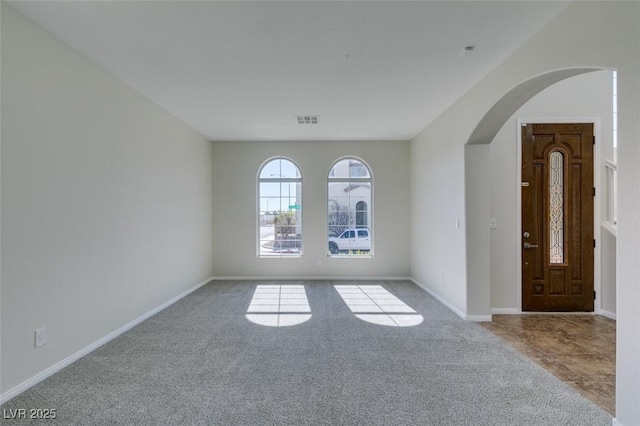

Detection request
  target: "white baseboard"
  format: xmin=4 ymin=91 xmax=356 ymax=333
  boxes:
xmin=612 ymin=418 xmax=624 ymax=426
xmin=598 ymin=309 xmax=617 ymax=320
xmin=410 ymin=278 xmax=467 ymax=320
xmin=466 ymin=315 xmax=493 ymax=322
xmin=214 ymin=277 xmax=491 ymax=321
xmin=491 ymin=308 xmax=521 ymax=315
xmin=0 ymin=277 xmax=213 ymax=405
xmin=409 ymin=279 xmax=492 ymax=322
xmin=211 ymin=276 xmax=413 ymax=281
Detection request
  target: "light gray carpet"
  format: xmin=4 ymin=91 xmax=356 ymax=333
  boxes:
xmin=1 ymin=280 xmax=612 ymax=425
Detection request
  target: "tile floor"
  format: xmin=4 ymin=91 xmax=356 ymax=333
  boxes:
xmin=481 ymin=314 xmax=616 ymax=415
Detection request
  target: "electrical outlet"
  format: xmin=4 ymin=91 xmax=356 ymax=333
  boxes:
xmin=35 ymin=327 xmax=47 ymax=347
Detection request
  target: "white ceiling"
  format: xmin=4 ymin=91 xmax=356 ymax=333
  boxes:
xmin=9 ymin=1 xmax=570 ymax=141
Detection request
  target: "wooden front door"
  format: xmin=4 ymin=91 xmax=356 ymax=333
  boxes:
xmin=521 ymin=123 xmax=594 ymax=311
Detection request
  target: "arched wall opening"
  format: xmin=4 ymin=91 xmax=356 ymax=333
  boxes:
xmin=408 ymin=3 xmax=638 ymax=421
xmin=464 ymin=67 xmax=611 ymax=318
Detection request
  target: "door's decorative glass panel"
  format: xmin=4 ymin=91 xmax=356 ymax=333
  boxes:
xmin=549 ymin=151 xmax=564 ymax=264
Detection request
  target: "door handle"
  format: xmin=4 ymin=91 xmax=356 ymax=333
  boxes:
xmin=524 ymin=242 xmax=539 ymax=249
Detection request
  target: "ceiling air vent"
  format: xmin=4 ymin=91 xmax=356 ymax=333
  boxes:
xmin=296 ymin=115 xmax=318 ymax=124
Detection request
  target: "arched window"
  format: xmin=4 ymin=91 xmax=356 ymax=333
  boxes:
xmin=327 ymin=157 xmax=372 ymax=256
xmin=258 ymin=158 xmax=302 ymax=257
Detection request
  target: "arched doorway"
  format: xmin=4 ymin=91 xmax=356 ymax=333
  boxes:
xmin=464 ymin=67 xmax=611 ymax=317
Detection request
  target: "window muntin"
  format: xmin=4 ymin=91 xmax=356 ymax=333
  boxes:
xmin=327 ymin=158 xmax=372 ymax=256
xmin=258 ymin=158 xmax=302 ymax=257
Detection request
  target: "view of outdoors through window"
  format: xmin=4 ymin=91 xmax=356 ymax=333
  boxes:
xmin=328 ymin=158 xmax=372 ymax=256
xmin=258 ymin=158 xmax=302 ymax=257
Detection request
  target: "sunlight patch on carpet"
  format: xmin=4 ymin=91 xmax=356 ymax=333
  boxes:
xmin=335 ymin=284 xmax=423 ymax=327
xmin=246 ymin=284 xmax=311 ymax=327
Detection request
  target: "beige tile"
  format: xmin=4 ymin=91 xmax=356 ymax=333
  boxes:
xmin=565 ymin=380 xmax=615 ymax=416
xmin=483 ymin=314 xmax=615 ymax=415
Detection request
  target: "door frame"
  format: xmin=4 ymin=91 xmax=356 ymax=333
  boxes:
xmin=515 ymin=117 xmax=602 ymax=313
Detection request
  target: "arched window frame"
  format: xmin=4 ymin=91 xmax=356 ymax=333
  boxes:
xmin=327 ymin=157 xmax=373 ymax=257
xmin=257 ymin=157 xmax=303 ymax=258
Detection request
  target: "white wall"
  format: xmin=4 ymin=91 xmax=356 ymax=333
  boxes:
xmin=489 ymin=71 xmax=614 ymax=312
xmin=2 ymin=1 xmax=638 ymax=421
xmin=465 ymin=144 xmax=491 ymax=319
xmin=409 ymin=2 xmax=639 ymax=423
xmin=410 ymin=123 xmax=467 ymax=314
xmin=1 ymin=4 xmax=214 ymax=396
xmin=212 ymin=140 xmax=410 ymax=279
